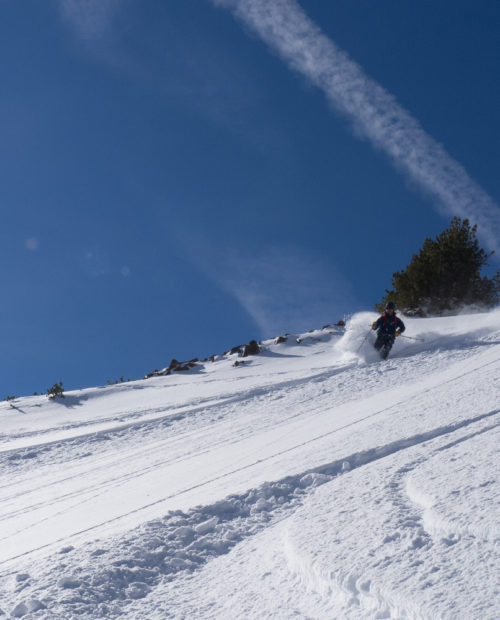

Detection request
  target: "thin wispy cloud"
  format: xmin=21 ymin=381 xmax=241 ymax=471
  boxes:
xmin=213 ymin=0 xmax=500 ymax=253
xmin=195 ymin=244 xmax=354 ymax=336
xmin=58 ymin=0 xmax=121 ymax=40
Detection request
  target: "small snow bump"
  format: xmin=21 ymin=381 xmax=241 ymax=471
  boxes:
xmin=252 ymin=498 xmax=273 ymax=512
xmin=172 ymin=526 xmax=195 ymax=540
xmin=299 ymin=472 xmax=332 ymax=488
xmin=194 ymin=516 xmax=219 ymax=535
xmin=411 ymin=536 xmax=427 ymax=549
xmin=27 ymin=600 xmax=45 ymax=613
xmin=10 ymin=599 xmax=45 ymax=618
xmin=167 ymin=557 xmax=196 ymax=571
xmin=209 ymin=499 xmax=238 ymax=515
xmin=11 ymin=603 xmax=28 ymax=618
xmin=59 ymin=545 xmax=74 ymax=554
xmin=57 ymin=576 xmax=81 ymax=589
xmin=382 ymin=533 xmax=399 ymax=544
xmin=126 ymin=582 xmax=151 ymax=600
xmin=15 ymin=574 xmax=30 ymax=583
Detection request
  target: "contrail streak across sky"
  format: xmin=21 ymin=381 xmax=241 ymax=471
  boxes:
xmin=214 ymin=0 xmax=500 ymax=253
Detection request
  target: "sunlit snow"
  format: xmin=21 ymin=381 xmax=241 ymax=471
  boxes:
xmin=0 ymin=311 xmax=499 ymax=618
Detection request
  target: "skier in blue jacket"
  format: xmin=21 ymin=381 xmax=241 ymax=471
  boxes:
xmin=372 ymin=302 xmax=405 ymax=359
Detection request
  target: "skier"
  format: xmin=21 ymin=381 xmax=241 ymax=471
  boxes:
xmin=372 ymin=302 xmax=405 ymax=359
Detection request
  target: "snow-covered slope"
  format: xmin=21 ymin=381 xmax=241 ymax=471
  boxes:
xmin=1 ymin=311 xmax=499 ymax=619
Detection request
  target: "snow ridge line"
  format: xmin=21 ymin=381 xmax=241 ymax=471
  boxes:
xmin=284 ymin=407 xmax=500 ymax=485
xmin=0 ymin=370 xmax=361 ymax=508
xmin=3 ymin=344 xmax=496 ymax=500
xmin=2 ymin=344 xmax=498 ymax=568
xmin=0 ymin=359 xmax=357 ymax=456
xmin=1 ymin=409 xmax=497 ymax=620
xmin=0 ymin=396 xmax=232 ymax=454
xmin=2 ymin=390 xmax=497 ymax=572
xmin=3 ymin=337 xmax=497 ymax=458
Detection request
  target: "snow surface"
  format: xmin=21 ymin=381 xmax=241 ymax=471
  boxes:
xmin=0 ymin=310 xmax=499 ymax=618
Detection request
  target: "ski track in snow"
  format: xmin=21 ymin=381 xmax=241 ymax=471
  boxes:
xmin=0 ymin=313 xmax=499 ymax=618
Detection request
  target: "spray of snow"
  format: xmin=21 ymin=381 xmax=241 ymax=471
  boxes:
xmin=336 ymin=312 xmax=378 ymax=364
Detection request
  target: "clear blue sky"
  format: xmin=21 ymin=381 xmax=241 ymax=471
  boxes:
xmin=2 ymin=0 xmax=499 ymax=397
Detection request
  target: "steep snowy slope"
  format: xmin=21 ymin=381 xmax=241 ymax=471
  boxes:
xmin=0 ymin=311 xmax=499 ymax=618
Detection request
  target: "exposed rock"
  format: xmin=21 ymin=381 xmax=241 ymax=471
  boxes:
xmin=241 ymin=340 xmax=260 ymax=357
xmin=172 ymin=359 xmax=198 ymax=372
xmin=228 ymin=345 xmax=243 ymax=355
xmin=322 ymin=320 xmax=346 ymax=329
xmin=274 ymin=336 xmax=287 ymax=344
xmin=145 ymin=358 xmax=199 ymax=379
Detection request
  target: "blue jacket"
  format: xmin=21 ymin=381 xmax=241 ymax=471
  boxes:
xmin=373 ymin=312 xmax=405 ymax=335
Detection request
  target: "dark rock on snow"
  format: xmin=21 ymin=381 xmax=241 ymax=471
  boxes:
xmin=241 ymin=340 xmax=260 ymax=357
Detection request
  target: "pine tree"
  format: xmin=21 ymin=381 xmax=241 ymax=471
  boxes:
xmin=378 ymin=218 xmax=500 ymax=315
xmin=47 ymin=382 xmax=65 ymax=399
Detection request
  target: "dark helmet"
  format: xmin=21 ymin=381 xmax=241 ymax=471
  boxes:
xmin=385 ymin=302 xmax=396 ymax=310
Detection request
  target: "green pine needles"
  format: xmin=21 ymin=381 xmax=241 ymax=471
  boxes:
xmin=378 ymin=218 xmax=500 ymax=315
xmin=47 ymin=381 xmax=65 ymax=399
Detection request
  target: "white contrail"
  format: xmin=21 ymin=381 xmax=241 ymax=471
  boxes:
xmin=213 ymin=0 xmax=500 ymax=253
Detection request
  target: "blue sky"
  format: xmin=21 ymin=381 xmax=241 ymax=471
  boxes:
xmin=2 ymin=0 xmax=499 ymax=397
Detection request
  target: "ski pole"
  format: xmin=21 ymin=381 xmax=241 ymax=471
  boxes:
xmin=356 ymin=329 xmax=372 ymax=353
xmin=400 ymin=334 xmax=425 ymax=342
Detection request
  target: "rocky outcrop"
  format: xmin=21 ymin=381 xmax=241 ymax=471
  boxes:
xmin=145 ymin=358 xmax=198 ymax=379
xmin=241 ymin=340 xmax=260 ymax=357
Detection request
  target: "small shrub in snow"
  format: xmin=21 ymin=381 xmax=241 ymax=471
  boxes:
xmin=47 ymin=382 xmax=64 ymax=399
xmin=107 ymin=377 xmax=129 ymax=385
